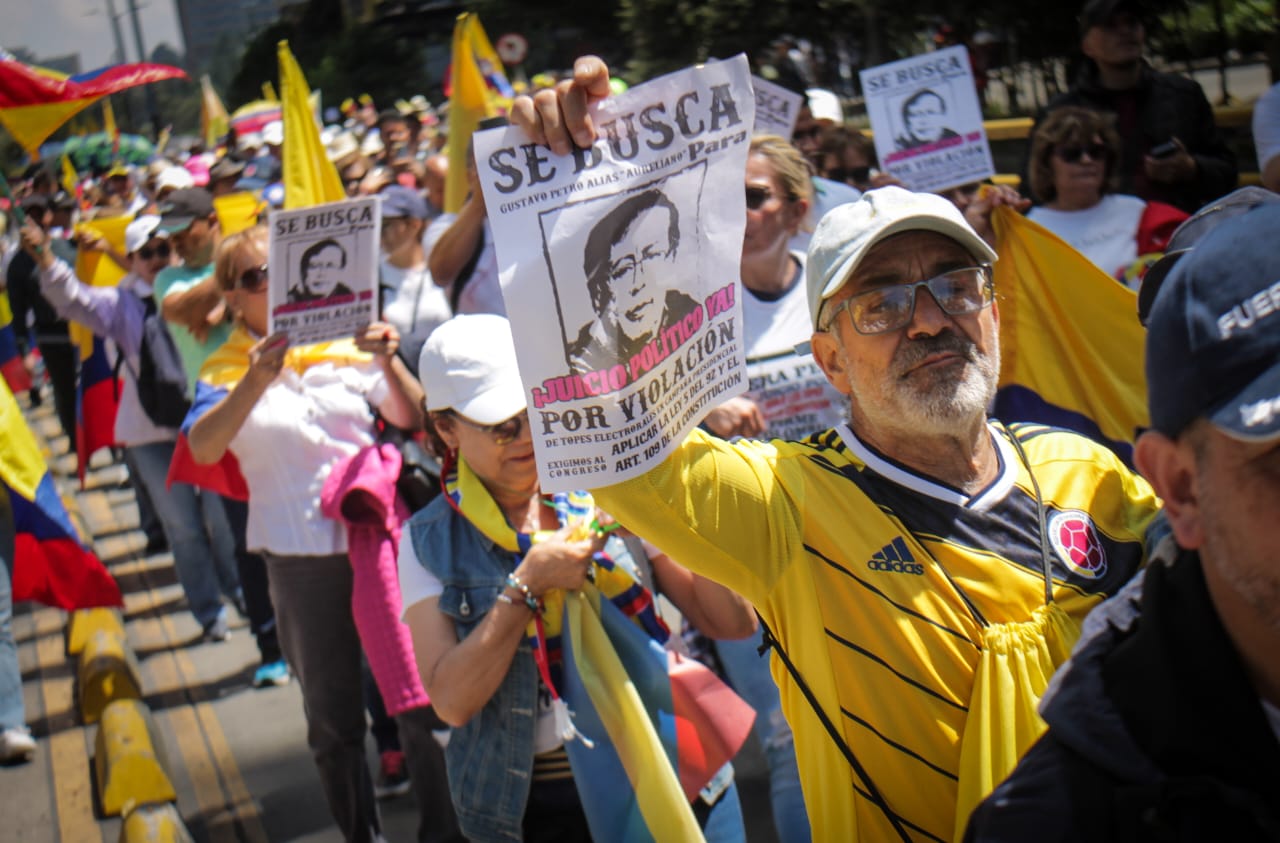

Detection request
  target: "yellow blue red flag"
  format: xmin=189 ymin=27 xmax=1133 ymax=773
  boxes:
xmin=0 ymin=49 xmax=186 ymax=155
xmin=1 ymin=377 xmax=121 ymax=609
xmin=992 ymin=206 xmax=1148 ymax=464
xmin=443 ymin=13 xmax=512 ymax=212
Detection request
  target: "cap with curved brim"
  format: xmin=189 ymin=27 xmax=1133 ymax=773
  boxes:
xmin=806 ymin=186 xmax=998 ymax=330
xmin=1209 ymin=360 xmax=1280 ymax=442
xmin=419 ymin=314 xmax=527 ymax=425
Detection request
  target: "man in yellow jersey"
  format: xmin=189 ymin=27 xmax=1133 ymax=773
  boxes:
xmin=512 ymin=59 xmax=1160 ymax=842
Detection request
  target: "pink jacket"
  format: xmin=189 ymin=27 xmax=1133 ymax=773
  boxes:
xmin=321 ymin=442 xmax=430 ymax=716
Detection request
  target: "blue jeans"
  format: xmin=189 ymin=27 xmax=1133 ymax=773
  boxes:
xmin=717 ymin=630 xmax=812 ymax=843
xmin=0 ymin=488 xmax=22 ymax=731
xmin=124 ymin=442 xmax=240 ymax=628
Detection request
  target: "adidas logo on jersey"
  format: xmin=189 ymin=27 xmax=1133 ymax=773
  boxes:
xmin=867 ymin=537 xmax=925 ymax=575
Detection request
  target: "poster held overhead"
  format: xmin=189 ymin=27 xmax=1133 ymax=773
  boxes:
xmin=860 ymin=45 xmax=994 ymax=193
xmin=475 ymin=56 xmax=756 ymax=492
xmin=751 ymin=76 xmax=803 ymax=140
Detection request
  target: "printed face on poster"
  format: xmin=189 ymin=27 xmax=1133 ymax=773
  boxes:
xmin=860 ymin=45 xmax=995 ymax=193
xmin=751 ymin=75 xmax=803 ymax=140
xmin=267 ymin=196 xmax=380 ymax=346
xmin=475 ymin=55 xmax=755 ymax=492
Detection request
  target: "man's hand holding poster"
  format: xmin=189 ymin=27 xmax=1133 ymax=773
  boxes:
xmin=476 ymin=55 xmax=754 ymax=491
xmin=268 ymin=195 xmax=380 ymax=346
xmin=860 ymin=45 xmax=995 ymax=193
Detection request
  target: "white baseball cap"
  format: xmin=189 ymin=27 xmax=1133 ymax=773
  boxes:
xmin=419 ymin=315 xmax=527 ymax=424
xmin=262 ymin=120 xmax=284 ymax=146
xmin=155 ymin=165 xmax=194 ymax=193
xmin=805 ymin=186 xmax=998 ymax=330
xmin=805 ymin=88 xmax=844 ymax=125
xmin=124 ymin=215 xmax=167 ymax=254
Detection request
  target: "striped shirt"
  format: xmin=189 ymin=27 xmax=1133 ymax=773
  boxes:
xmin=594 ymin=422 xmax=1159 ymax=841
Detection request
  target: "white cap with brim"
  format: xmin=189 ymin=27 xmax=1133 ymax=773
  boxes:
xmin=805 ymin=186 xmax=998 ymax=331
xmin=124 ymin=215 xmax=166 ymax=254
xmin=419 ymin=314 xmax=527 ymax=425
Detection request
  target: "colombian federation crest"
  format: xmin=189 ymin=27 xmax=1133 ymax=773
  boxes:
xmin=1048 ymin=510 xmax=1108 ymax=579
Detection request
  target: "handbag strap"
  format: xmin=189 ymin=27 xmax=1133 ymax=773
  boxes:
xmin=756 ymin=612 xmax=914 ymax=843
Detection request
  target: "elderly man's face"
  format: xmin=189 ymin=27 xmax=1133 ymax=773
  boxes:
xmin=906 ymin=94 xmax=947 ymax=144
xmin=812 ymin=231 xmax=1000 ymax=439
xmin=304 ymin=245 xmax=345 ymax=296
xmin=607 ymin=207 xmax=674 ymax=344
xmin=1082 ymin=11 xmax=1145 ymax=67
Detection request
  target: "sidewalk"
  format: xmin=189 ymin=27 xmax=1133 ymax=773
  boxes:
xmin=3 ymin=393 xmax=781 ymax=842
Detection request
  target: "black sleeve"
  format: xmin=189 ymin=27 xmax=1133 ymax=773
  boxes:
xmin=1180 ymin=86 xmax=1238 ymax=205
xmin=6 ymin=251 xmax=34 ymax=354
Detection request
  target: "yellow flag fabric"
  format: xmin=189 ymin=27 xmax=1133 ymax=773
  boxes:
xmin=0 ymin=376 xmax=51 ymax=502
xmin=214 ymin=191 xmax=266 ymax=237
xmin=278 ymin=42 xmax=343 ymax=209
xmin=68 ymin=215 xmax=132 ymax=358
xmin=444 ymin=13 xmax=510 ymax=212
xmin=953 ymin=602 xmax=1082 ymax=840
xmin=200 ymin=75 xmax=230 ymax=148
xmin=992 ymin=206 xmax=1149 ymax=463
xmin=565 ymin=586 xmax=705 ymax=842
xmin=102 ymin=97 xmax=117 ymax=146
xmin=262 ymin=81 xmax=278 ymax=103
xmin=60 ymin=154 xmax=77 ymax=194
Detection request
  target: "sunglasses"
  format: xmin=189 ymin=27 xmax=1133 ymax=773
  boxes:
xmin=746 ymin=185 xmax=797 ymax=211
xmin=237 ymin=265 xmax=269 ymax=293
xmin=137 ymin=243 xmax=171 ymax=260
xmin=822 ymin=266 xmax=994 ymax=335
xmin=449 ymin=410 xmax=528 ymax=446
xmin=1054 ymin=143 xmax=1108 ymax=164
xmin=827 ymin=166 xmax=873 ymax=185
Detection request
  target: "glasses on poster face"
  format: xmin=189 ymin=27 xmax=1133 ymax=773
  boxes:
xmin=450 ymin=410 xmax=528 ymax=446
xmin=822 ymin=265 xmax=994 ymax=335
xmin=1054 ymin=143 xmax=1108 ymax=164
xmin=237 ymin=264 xmax=270 ymax=294
xmin=138 ymin=243 xmax=171 ymax=260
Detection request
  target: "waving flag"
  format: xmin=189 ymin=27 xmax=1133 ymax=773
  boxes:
xmin=102 ymin=97 xmax=120 ymax=156
xmin=200 ymin=75 xmax=229 ymax=148
xmin=0 ymin=291 xmax=33 ymax=394
xmin=443 ymin=13 xmax=512 ymax=213
xmin=0 ymin=50 xmax=186 ymax=155
xmin=992 ymin=206 xmax=1148 ymax=465
xmin=279 ymin=41 xmax=343 ymax=209
xmin=1 ymin=377 xmax=121 ymax=609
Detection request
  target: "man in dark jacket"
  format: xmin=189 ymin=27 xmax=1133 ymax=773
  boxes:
xmin=964 ymin=202 xmax=1280 ymax=841
xmin=1024 ymin=0 xmax=1236 ymax=214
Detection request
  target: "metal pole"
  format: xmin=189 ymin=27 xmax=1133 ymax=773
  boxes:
xmin=125 ymin=0 xmax=161 ymax=136
xmin=102 ymin=0 xmax=139 ymax=132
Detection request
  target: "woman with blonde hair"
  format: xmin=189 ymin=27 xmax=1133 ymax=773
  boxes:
xmin=186 ymin=226 xmax=459 ymax=842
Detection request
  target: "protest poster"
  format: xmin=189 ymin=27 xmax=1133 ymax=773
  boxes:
xmin=860 ymin=45 xmax=994 ymax=193
xmin=751 ymin=75 xmax=803 ymax=140
xmin=745 ymin=349 xmax=846 ymax=442
xmin=267 ymin=195 xmax=379 ymax=346
xmin=475 ymin=55 xmax=754 ymax=491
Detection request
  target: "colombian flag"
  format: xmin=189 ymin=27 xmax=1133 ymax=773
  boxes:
xmin=0 ymin=50 xmax=187 ymax=155
xmin=0 ymin=291 xmax=33 ymax=394
xmin=1 ymin=377 xmax=121 ymax=609
xmin=200 ymin=74 xmax=229 ymax=149
xmin=69 ymin=218 xmax=132 ymax=485
xmin=560 ymin=584 xmax=754 ymax=842
xmin=443 ymin=13 xmax=512 ymax=213
xmin=992 ymin=206 xmax=1148 ymax=465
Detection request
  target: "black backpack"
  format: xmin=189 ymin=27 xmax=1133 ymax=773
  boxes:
xmin=115 ymin=296 xmax=192 ymax=428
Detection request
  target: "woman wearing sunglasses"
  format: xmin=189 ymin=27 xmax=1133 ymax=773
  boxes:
xmin=184 ymin=226 xmax=459 ymax=843
xmin=1027 ymin=106 xmax=1187 ymax=285
xmin=401 ymin=314 xmax=755 ymax=843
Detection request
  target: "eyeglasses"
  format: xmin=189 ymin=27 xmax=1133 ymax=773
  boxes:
xmin=448 ymin=410 xmax=528 ymax=446
xmin=827 ymin=166 xmax=872 ymax=186
xmin=822 ymin=265 xmax=994 ymax=335
xmin=745 ymin=185 xmax=796 ymax=211
xmin=237 ymin=265 xmax=269 ymax=293
xmin=1054 ymin=143 xmax=1108 ymax=164
xmin=137 ymin=243 xmax=171 ymax=260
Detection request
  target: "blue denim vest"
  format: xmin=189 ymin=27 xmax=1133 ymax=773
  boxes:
xmin=405 ymin=496 xmax=539 ymax=842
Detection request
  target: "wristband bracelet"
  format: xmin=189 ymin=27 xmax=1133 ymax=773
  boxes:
xmin=506 ymin=572 xmax=541 ymax=614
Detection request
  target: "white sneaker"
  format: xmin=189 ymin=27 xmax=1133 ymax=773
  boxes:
xmin=0 ymin=726 xmax=36 ymax=763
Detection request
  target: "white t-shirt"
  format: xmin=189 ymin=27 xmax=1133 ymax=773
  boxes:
xmin=1028 ymin=194 xmax=1147 ymax=282
xmin=1253 ymin=82 xmax=1280 ymax=172
xmin=379 ymin=259 xmax=450 ymax=374
xmin=230 ymin=360 xmax=389 ymax=556
xmin=423 ymin=215 xmax=505 ymax=316
xmin=739 ymin=253 xmax=846 ymax=440
xmin=789 ymin=176 xmax=862 ymax=254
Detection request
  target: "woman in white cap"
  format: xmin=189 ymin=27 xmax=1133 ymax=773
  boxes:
xmin=401 ymin=313 xmax=755 ymax=843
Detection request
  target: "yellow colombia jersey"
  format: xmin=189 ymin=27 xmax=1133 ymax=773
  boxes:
xmin=594 ymin=421 xmax=1160 ymax=843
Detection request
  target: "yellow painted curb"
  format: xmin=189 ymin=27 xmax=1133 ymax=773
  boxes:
xmin=94 ymin=699 xmax=177 ymax=818
xmin=118 ymin=801 xmax=194 ymax=843
xmin=79 ymin=629 xmax=143 ymax=724
xmin=67 ymin=607 xmax=127 ymax=656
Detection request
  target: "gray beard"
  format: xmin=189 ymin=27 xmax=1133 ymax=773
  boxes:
xmin=852 ymin=331 xmax=1001 ymax=439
